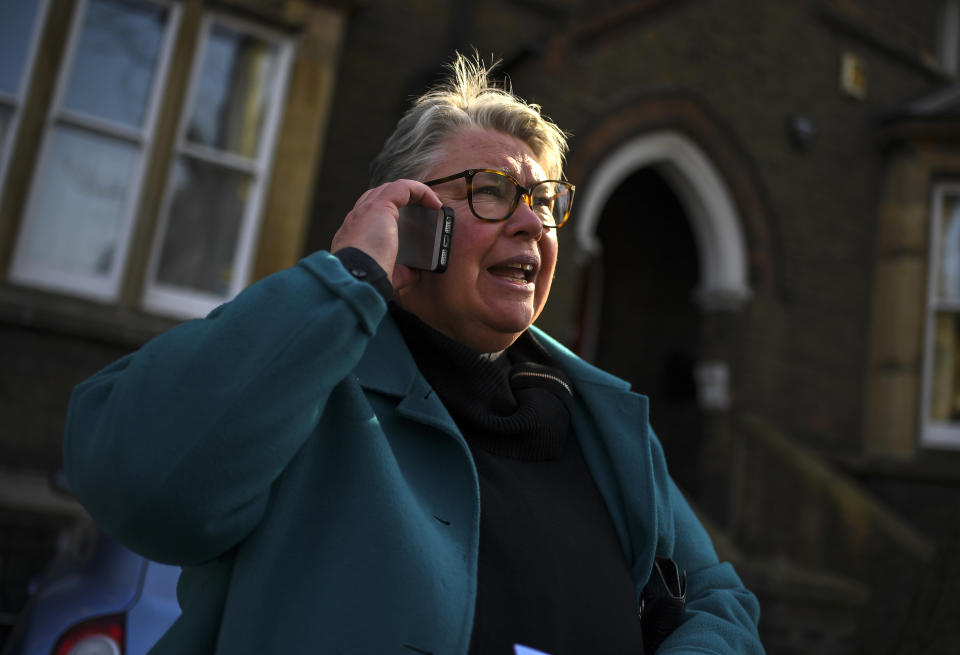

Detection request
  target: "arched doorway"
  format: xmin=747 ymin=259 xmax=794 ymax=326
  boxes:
xmin=593 ymin=167 xmax=703 ymax=493
xmin=573 ymin=130 xmax=752 ymax=496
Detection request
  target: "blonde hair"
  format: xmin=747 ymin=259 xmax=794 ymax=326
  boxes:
xmin=369 ymin=52 xmax=569 ymax=185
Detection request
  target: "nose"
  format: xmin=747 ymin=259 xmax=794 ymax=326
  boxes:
xmin=505 ymin=196 xmax=545 ymax=240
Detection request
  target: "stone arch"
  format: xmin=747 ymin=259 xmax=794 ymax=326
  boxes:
xmin=575 ymin=130 xmax=752 ymax=312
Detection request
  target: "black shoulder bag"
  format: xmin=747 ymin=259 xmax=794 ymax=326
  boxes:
xmin=640 ymin=557 xmax=687 ymax=653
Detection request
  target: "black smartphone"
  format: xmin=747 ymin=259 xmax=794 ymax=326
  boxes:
xmin=396 ymin=204 xmax=454 ymax=272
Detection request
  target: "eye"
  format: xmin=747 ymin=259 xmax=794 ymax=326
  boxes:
xmin=531 ymin=187 xmax=556 ymax=209
xmin=474 ymin=181 xmax=509 ymax=199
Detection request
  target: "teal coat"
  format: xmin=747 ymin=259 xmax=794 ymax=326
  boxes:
xmin=64 ymin=251 xmax=763 ymax=654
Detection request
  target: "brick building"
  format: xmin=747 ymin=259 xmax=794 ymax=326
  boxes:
xmin=2 ymin=0 xmax=960 ymax=652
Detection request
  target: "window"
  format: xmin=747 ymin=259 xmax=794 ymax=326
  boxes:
xmin=0 ymin=0 xmax=49 ymax=198
xmin=9 ymin=0 xmax=180 ymax=301
xmin=922 ymin=183 xmax=960 ymax=447
xmin=1 ymin=0 xmax=331 ymax=328
xmin=6 ymin=1 xmax=295 ymax=320
xmin=143 ymin=15 xmax=293 ymax=318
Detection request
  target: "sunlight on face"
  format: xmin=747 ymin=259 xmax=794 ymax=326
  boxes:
xmin=396 ymin=128 xmax=559 ymax=353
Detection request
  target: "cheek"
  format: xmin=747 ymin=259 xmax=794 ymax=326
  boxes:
xmin=536 ymin=239 xmax=559 ymax=299
xmin=445 ymin=239 xmax=479 ymax=287
xmin=449 ymin=220 xmax=494 ymax=270
xmin=541 ymin=236 xmax=559 ymax=276
xmin=431 ymin=241 xmax=479 ymax=303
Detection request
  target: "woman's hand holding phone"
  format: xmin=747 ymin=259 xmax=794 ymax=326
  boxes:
xmin=331 ymin=180 xmax=442 ymax=291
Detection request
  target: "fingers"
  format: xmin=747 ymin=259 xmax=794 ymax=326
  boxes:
xmin=331 ymin=180 xmax=441 ymax=283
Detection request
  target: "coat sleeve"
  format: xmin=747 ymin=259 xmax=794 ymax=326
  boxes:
xmin=648 ymin=429 xmax=765 ymax=655
xmin=63 ymin=251 xmax=387 ymax=566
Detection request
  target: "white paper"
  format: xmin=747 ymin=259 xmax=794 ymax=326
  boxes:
xmin=514 ymin=645 xmax=551 ymax=655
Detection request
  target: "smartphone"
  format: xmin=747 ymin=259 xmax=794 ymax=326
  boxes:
xmin=396 ymin=204 xmax=454 ymax=272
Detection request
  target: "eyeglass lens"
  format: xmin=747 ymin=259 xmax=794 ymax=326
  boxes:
xmin=471 ymin=171 xmax=571 ymax=227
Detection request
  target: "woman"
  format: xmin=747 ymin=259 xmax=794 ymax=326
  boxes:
xmin=64 ymin=54 xmax=763 ymax=654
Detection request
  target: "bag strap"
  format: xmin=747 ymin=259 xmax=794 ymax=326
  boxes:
xmin=646 ymin=557 xmax=687 ymax=601
xmin=640 ymin=557 xmax=687 ymax=652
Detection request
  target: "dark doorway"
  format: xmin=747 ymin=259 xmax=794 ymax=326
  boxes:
xmin=593 ymin=167 xmax=703 ymax=496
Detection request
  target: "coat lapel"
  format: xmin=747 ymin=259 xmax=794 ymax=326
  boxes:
xmin=353 ymin=311 xmax=463 ymax=441
xmin=355 ymin=319 xmax=657 ymax=587
xmin=531 ymin=327 xmax=659 ymax=588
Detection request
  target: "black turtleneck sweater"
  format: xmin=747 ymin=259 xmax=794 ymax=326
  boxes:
xmin=392 ymin=306 xmax=645 ymax=655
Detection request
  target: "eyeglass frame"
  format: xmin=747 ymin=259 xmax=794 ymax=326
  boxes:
xmin=423 ymin=168 xmax=576 ymax=229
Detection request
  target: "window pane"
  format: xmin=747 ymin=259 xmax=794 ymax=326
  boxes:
xmin=185 ymin=24 xmax=279 ymax=157
xmin=0 ymin=0 xmax=41 ymax=94
xmin=937 ymin=194 xmax=960 ymax=302
xmin=18 ymin=125 xmax=138 ymax=275
xmin=62 ymin=0 xmax=167 ymax=129
xmin=930 ymin=312 xmax=960 ymax=422
xmin=155 ymin=157 xmax=252 ymax=294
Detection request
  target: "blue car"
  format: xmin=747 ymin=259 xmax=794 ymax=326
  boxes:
xmin=2 ymin=522 xmax=180 ymax=655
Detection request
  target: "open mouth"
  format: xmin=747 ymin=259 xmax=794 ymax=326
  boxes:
xmin=488 ymin=261 xmax=537 ymax=284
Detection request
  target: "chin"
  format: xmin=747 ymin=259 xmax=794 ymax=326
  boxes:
xmin=488 ymin=319 xmax=533 ymax=338
xmin=479 ymin=310 xmax=538 ymax=345
xmin=470 ymin=330 xmax=525 ymax=354
xmin=488 ymin=303 xmax=536 ymax=330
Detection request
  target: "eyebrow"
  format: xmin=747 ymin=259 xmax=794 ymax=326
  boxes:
xmin=497 ymin=167 xmax=545 ymax=186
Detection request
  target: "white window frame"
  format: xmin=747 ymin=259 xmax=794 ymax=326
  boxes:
xmin=8 ymin=0 xmax=181 ymax=301
xmin=0 ymin=0 xmax=51 ymax=207
xmin=141 ymin=12 xmax=294 ymax=319
xmin=921 ymin=182 xmax=960 ymax=448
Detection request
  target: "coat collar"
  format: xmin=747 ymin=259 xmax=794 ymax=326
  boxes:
xmin=353 ymin=308 xmax=421 ymax=398
xmin=353 ymin=314 xmax=640 ymax=405
xmin=354 ymin=311 xmax=463 ymax=439
xmin=527 ymin=326 xmax=634 ymax=393
xmin=354 ymin=315 xmax=635 ymax=397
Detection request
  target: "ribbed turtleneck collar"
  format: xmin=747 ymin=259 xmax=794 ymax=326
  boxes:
xmin=390 ymin=305 xmax=574 ymax=460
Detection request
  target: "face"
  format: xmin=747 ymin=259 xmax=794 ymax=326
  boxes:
xmin=396 ymin=128 xmax=559 ymax=353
